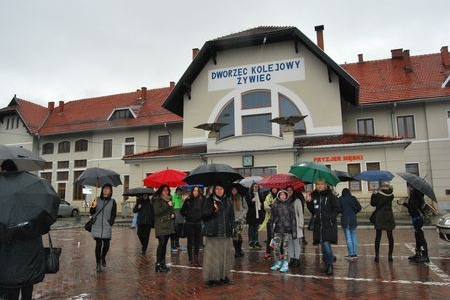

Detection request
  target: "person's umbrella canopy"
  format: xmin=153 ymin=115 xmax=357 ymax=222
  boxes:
xmin=333 ymin=170 xmax=355 ymax=182
xmin=0 ymin=171 xmax=60 ymax=229
xmin=0 ymin=145 xmax=46 ymax=171
xmin=122 ymin=187 xmax=155 ymax=197
xmin=397 ymin=172 xmax=437 ymax=202
xmin=239 ymin=175 xmax=264 ymax=188
xmin=143 ymin=168 xmax=187 ymax=188
xmin=289 ymin=161 xmax=340 ymax=186
xmin=75 ymin=167 xmax=122 ymax=187
xmin=183 ymin=163 xmax=243 ymax=187
xmin=354 ymin=170 xmax=394 ymax=182
xmin=258 ymin=173 xmax=305 ymax=191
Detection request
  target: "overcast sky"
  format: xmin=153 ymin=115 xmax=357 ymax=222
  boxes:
xmin=0 ymin=0 xmax=448 ymax=108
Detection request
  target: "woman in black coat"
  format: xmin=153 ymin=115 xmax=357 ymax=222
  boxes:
xmin=306 ymin=178 xmax=339 ymax=276
xmin=133 ymin=193 xmax=154 ymax=254
xmin=246 ymin=183 xmax=264 ymax=249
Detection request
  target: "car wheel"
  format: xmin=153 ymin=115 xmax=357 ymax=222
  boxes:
xmin=71 ymin=209 xmax=79 ymax=217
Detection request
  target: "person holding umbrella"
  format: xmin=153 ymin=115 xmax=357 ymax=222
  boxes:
xmin=0 ymin=160 xmax=58 ymax=300
xmin=398 ymin=185 xmax=429 ymax=263
xmin=89 ymin=183 xmax=117 ymax=272
xmin=133 ymin=193 xmax=154 ymax=254
xmin=152 ymin=184 xmax=175 ymax=272
xmin=201 ymin=183 xmax=235 ymax=286
xmin=306 ymin=178 xmax=340 ymax=275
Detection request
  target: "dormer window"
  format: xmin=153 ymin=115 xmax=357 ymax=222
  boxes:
xmin=108 ymin=108 xmax=136 ymax=120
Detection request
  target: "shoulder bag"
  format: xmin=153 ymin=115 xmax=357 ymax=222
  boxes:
xmin=44 ymin=232 xmax=62 ymax=274
xmin=84 ymin=200 xmax=109 ymax=232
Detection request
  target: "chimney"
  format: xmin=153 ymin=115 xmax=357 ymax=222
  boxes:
xmin=140 ymin=87 xmax=147 ymax=101
xmin=358 ymin=54 xmax=364 ymax=63
xmin=58 ymin=101 xmax=64 ymax=112
xmin=170 ymin=81 xmax=175 ymax=90
xmin=391 ymin=48 xmax=403 ymax=59
xmin=314 ymin=25 xmax=325 ymax=50
xmin=48 ymin=101 xmax=55 ymax=111
xmin=441 ymin=46 xmax=450 ymax=67
xmin=192 ymin=48 xmax=199 ymax=60
xmin=403 ymin=50 xmax=412 ymax=73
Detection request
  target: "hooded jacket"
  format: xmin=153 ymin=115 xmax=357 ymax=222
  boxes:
xmin=370 ymin=185 xmax=396 ymax=230
xmin=307 ymin=187 xmax=339 ymax=245
xmin=90 ymin=183 xmax=117 ymax=239
xmin=270 ymin=190 xmax=297 ymax=239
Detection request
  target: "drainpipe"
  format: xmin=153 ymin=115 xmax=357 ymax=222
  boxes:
xmin=423 ymin=102 xmax=433 ymax=186
xmin=391 ymin=103 xmax=397 ymax=136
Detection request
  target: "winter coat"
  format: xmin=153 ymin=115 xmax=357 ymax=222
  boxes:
xmin=338 ymin=189 xmax=362 ymax=229
xmin=0 ymin=233 xmax=46 ymax=288
xmin=271 ymin=197 xmax=297 ymax=239
xmin=291 ymin=195 xmax=304 ymax=239
xmin=180 ymin=195 xmax=203 ymax=224
xmin=152 ymin=195 xmax=175 ymax=237
xmin=246 ymin=188 xmax=265 ymax=225
xmin=403 ymin=188 xmax=424 ymax=218
xmin=202 ymin=193 xmax=234 ymax=238
xmin=370 ymin=186 xmax=396 ymax=230
xmin=90 ymin=197 xmax=117 ymax=240
xmin=133 ymin=198 xmax=154 ymax=227
xmin=307 ymin=187 xmax=339 ymax=245
xmin=259 ymin=191 xmax=277 ymax=230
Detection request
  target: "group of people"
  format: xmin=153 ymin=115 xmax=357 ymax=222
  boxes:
xmin=86 ymin=176 xmax=431 ymax=286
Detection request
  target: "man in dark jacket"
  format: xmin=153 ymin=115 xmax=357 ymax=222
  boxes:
xmin=400 ymin=185 xmax=429 ymax=263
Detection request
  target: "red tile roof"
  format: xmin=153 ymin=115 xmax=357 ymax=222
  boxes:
xmin=123 ymin=144 xmax=207 ymax=160
xmin=342 ymin=51 xmax=450 ymax=104
xmin=38 ymin=87 xmax=182 ymax=135
xmin=0 ymin=96 xmax=49 ymax=133
xmin=294 ymin=133 xmax=405 ymax=147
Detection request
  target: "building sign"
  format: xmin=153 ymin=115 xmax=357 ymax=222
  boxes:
xmin=313 ymin=154 xmax=364 ymax=162
xmin=208 ymin=58 xmax=305 ymax=91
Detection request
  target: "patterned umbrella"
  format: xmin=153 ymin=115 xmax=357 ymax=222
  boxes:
xmin=258 ymin=173 xmax=304 ymax=191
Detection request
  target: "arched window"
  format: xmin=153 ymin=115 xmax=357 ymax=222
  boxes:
xmin=58 ymin=141 xmax=70 ymax=153
xmin=42 ymin=143 xmax=54 ymax=155
xmin=218 ymin=99 xmax=235 ymax=139
xmin=75 ymin=139 xmax=88 ymax=152
xmin=279 ymin=93 xmax=306 ymax=135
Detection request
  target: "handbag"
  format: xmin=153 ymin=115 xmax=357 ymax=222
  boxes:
xmin=84 ymin=218 xmax=95 ymax=232
xmin=44 ymin=232 xmax=62 ymax=274
xmin=307 ymin=215 xmax=315 ymax=231
xmin=369 ymin=210 xmax=377 ymax=224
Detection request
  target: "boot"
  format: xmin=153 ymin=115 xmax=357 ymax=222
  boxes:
xmin=233 ymin=240 xmax=240 ymax=258
xmin=388 ymin=241 xmax=394 ymax=262
xmin=162 ymin=259 xmax=170 ymax=272
xmin=101 ymin=257 xmax=106 ymax=267
xmin=325 ymin=264 xmax=333 ymax=275
xmin=374 ymin=242 xmax=380 ymax=262
xmin=96 ymin=262 xmax=102 ymax=272
xmin=237 ymin=240 xmax=244 ymax=257
xmin=293 ymin=258 xmax=300 ymax=267
xmin=412 ymin=252 xmax=430 ymax=263
xmin=155 ymin=262 xmax=164 ymax=272
xmin=288 ymin=258 xmax=294 ymax=267
xmin=193 ymin=254 xmax=201 ymax=267
xmin=270 ymin=258 xmax=282 ymax=271
xmin=280 ymin=259 xmax=289 ymax=273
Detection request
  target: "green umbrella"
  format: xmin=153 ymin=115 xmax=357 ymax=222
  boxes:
xmin=289 ymin=161 xmax=340 ymax=186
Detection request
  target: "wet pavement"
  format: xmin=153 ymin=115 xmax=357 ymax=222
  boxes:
xmin=32 ymin=216 xmax=450 ymax=299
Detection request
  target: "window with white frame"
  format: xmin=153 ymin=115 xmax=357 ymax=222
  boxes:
xmin=397 ymin=115 xmax=415 ymax=138
xmin=405 ymin=163 xmax=419 ymax=176
xmin=124 ymin=137 xmax=135 ymax=156
xmin=357 ymin=118 xmax=374 ymax=135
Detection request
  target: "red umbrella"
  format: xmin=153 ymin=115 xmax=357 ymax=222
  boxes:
xmin=258 ymin=173 xmax=304 ymax=191
xmin=143 ymin=169 xmax=187 ymax=188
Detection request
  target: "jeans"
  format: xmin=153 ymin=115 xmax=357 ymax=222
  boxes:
xmin=343 ymin=227 xmax=358 ymax=256
xmin=248 ymin=223 xmax=259 ymax=244
xmin=321 ymin=241 xmax=334 ymax=264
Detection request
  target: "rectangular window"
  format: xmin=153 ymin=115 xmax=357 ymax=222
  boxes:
xmin=347 ymin=163 xmax=361 ymax=191
xmin=242 ymin=114 xmax=272 ymax=134
xmin=158 ymin=135 xmax=170 ymax=149
xmin=42 ymin=143 xmax=54 ymax=155
xmin=103 ymin=139 xmax=112 ymax=158
xmin=57 ymin=183 xmax=66 ymax=200
xmin=57 ymin=171 xmax=69 ymax=181
xmin=124 ymin=137 xmax=135 ymax=156
xmin=43 ymin=161 xmax=53 ymax=169
xmin=73 ymin=170 xmax=84 ymax=200
xmin=58 ymin=141 xmax=70 ymax=153
xmin=405 ymin=163 xmax=419 ymax=176
xmin=74 ymin=160 xmax=87 ymax=168
xmin=242 ymin=91 xmax=271 ymax=109
xmin=57 ymin=161 xmax=69 ymax=169
xmin=41 ymin=172 xmax=52 ymax=183
xmin=235 ymin=166 xmax=277 ymax=177
xmin=357 ymin=118 xmax=374 ymax=135
xmin=366 ymin=162 xmax=381 ymax=191
xmin=397 ymin=115 xmax=415 ymax=138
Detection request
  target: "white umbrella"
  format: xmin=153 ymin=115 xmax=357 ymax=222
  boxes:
xmin=239 ymin=176 xmax=264 ymax=188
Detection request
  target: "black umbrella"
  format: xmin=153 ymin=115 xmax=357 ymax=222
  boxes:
xmin=333 ymin=170 xmax=355 ymax=182
xmin=183 ymin=163 xmax=243 ymax=187
xmin=122 ymin=187 xmax=155 ymax=197
xmin=397 ymin=172 xmax=437 ymax=202
xmin=0 ymin=171 xmax=60 ymax=231
xmin=75 ymin=167 xmax=122 ymax=187
xmin=0 ymin=145 xmax=46 ymax=171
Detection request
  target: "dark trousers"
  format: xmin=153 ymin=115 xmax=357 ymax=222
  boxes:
xmin=374 ymin=229 xmax=394 ymax=257
xmin=137 ymin=224 xmax=152 ymax=253
xmin=186 ymin=223 xmax=202 ymax=261
xmin=265 ymin=221 xmax=273 ymax=254
xmin=0 ymin=285 xmax=33 ymax=300
xmin=170 ymin=222 xmax=180 ymax=249
xmin=156 ymin=235 xmax=170 ymax=263
xmin=413 ymin=218 xmax=428 ymax=255
xmin=95 ymin=238 xmax=111 ymax=263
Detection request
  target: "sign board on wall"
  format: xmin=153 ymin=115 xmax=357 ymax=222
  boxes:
xmin=208 ymin=58 xmax=305 ymax=91
xmin=313 ymin=155 xmax=364 ymax=162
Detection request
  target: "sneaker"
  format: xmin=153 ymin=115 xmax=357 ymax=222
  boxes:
xmin=179 ymin=246 xmax=187 ymax=251
xmin=351 ymin=255 xmax=357 ymax=259
xmin=270 ymin=260 xmax=282 ymax=271
xmin=408 ymin=253 xmax=420 ymax=260
xmin=344 ymin=255 xmax=353 ymax=260
xmin=249 ymin=241 xmax=255 ymax=249
xmin=254 ymin=242 xmax=262 ymax=249
xmin=412 ymin=254 xmax=430 ymax=263
xmin=171 ymin=247 xmax=178 ymax=253
xmin=279 ymin=260 xmax=289 ymax=273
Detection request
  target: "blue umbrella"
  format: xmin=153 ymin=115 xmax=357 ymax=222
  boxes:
xmin=354 ymin=170 xmax=394 ymax=182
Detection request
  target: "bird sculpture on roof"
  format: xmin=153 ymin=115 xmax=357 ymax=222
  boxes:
xmin=270 ymin=115 xmax=307 ymax=132
xmin=194 ymin=122 xmax=228 ymax=138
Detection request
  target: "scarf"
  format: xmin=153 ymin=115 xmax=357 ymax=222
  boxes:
xmin=254 ymin=192 xmax=261 ymax=219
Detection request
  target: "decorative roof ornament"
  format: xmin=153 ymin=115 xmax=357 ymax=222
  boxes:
xmin=194 ymin=122 xmax=228 ymax=138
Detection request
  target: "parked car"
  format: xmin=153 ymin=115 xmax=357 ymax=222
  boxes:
xmin=58 ymin=199 xmax=80 ymax=217
xmin=436 ymin=212 xmax=450 ymax=241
